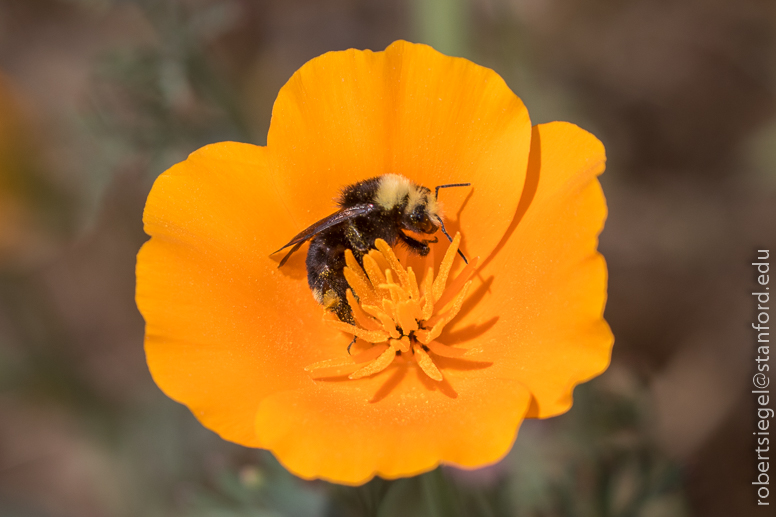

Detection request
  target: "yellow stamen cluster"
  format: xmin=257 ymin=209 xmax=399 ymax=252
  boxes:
xmin=305 ymin=233 xmax=478 ymax=382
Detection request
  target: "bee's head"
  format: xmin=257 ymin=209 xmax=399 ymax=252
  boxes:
xmin=401 ymin=187 xmax=440 ymax=234
xmin=375 ymin=175 xmax=441 ymax=234
xmin=403 ymin=203 xmax=438 ymax=234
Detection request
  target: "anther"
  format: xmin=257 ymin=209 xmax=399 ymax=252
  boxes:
xmin=310 ymin=235 xmax=475 ymax=382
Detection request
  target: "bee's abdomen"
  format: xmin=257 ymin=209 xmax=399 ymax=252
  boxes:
xmin=305 ymin=215 xmax=402 ymax=324
xmin=306 ymin=231 xmax=354 ymax=324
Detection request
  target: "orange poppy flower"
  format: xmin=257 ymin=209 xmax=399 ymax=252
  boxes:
xmin=136 ymin=40 xmax=613 ymax=485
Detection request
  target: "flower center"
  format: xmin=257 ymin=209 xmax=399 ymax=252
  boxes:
xmin=305 ymin=233 xmax=478 ymax=381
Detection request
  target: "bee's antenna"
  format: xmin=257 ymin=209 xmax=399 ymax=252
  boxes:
xmin=435 ymin=215 xmax=468 ymax=264
xmin=434 ymin=182 xmax=471 ymax=200
xmin=433 ymin=183 xmax=471 ymax=263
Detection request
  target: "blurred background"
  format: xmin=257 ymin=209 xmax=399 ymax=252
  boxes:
xmin=1 ymin=0 xmax=774 ymax=515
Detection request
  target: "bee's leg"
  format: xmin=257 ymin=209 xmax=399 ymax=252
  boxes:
xmin=347 ymin=336 xmax=357 ymax=355
xmin=398 ymin=231 xmax=433 ymax=256
xmin=344 ymin=220 xmax=371 ymax=258
xmin=320 ymin=273 xmax=355 ymax=325
xmin=333 ymin=298 xmax=355 ymax=325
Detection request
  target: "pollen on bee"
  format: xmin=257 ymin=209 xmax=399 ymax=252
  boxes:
xmin=304 ymin=232 xmax=479 ymax=382
xmin=321 ymin=290 xmax=339 ymax=309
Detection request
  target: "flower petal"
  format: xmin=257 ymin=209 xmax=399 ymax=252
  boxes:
xmin=266 ymin=40 xmax=532 ymax=262
xmin=454 ymin=122 xmax=613 ymax=418
xmin=255 ymin=373 xmax=531 ymax=484
xmin=137 ymin=142 xmax=354 ymax=446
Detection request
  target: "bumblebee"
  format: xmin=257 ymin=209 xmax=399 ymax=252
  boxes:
xmin=273 ymin=174 xmax=470 ymax=324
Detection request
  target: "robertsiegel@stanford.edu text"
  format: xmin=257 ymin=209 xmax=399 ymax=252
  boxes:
xmin=753 ymin=249 xmax=771 ymax=507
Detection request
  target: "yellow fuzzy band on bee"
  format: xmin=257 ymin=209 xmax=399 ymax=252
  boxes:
xmin=373 ymin=174 xmax=441 ymax=219
xmin=374 ymin=174 xmax=412 ymax=210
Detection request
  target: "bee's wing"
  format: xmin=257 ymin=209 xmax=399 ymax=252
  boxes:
xmin=272 ymin=203 xmax=376 ymax=254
